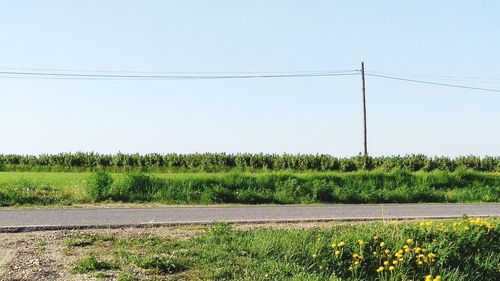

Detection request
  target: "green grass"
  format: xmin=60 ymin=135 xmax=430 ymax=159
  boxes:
xmin=66 ymin=218 xmax=500 ymax=280
xmin=0 ymin=170 xmax=498 ymax=206
xmin=72 ymin=253 xmax=118 ymax=274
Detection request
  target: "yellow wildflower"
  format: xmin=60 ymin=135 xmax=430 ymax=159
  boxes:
xmin=425 ymin=275 xmax=433 ymax=281
xmin=384 ymin=261 xmax=390 ymax=266
xmin=406 ymin=239 xmax=414 ymax=245
xmin=434 ymin=275 xmax=442 ymax=281
xmin=331 ymin=243 xmax=337 ymax=248
xmin=389 ymin=266 xmax=395 ymax=271
xmin=393 ymin=260 xmax=398 ymax=265
xmin=335 ymin=250 xmax=341 ymax=256
xmin=380 ymin=242 xmax=386 ymax=248
xmin=358 ymin=239 xmax=364 ymax=245
xmin=338 ymin=241 xmax=345 ymax=247
xmin=384 ymin=249 xmax=390 ymax=254
xmin=376 ymin=266 xmax=384 ymax=273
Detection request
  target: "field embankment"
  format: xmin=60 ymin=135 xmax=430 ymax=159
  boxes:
xmin=0 ymin=169 xmax=498 ymax=206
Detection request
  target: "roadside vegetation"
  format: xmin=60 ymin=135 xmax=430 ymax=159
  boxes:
xmin=64 ymin=218 xmax=499 ymax=280
xmin=0 ymin=169 xmax=498 ymax=206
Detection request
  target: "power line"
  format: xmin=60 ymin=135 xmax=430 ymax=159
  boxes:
xmin=2 ymin=66 xmax=500 ymax=93
xmin=366 ymin=70 xmax=500 ymax=81
xmin=366 ymin=71 xmax=500 ymax=85
xmin=0 ymin=66 xmax=357 ymax=75
xmin=364 ymin=73 xmax=500 ymax=93
xmin=0 ymin=70 xmax=359 ymax=80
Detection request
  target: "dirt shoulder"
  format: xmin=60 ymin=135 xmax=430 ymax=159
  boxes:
xmin=0 ymin=221 xmax=335 ymax=281
xmin=0 ymin=225 xmax=206 ymax=281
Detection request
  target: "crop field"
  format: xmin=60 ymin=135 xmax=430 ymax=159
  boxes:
xmin=1 ymin=153 xmax=499 ymax=172
xmin=59 ymin=218 xmax=499 ymax=280
xmin=0 ymin=169 xmax=498 ymax=206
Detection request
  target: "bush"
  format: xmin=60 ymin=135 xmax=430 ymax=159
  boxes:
xmin=87 ymin=171 xmax=113 ymax=202
xmin=116 ymin=172 xmax=162 ymax=201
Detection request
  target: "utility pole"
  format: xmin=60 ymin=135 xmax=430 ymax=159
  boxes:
xmin=361 ymin=62 xmax=368 ymax=156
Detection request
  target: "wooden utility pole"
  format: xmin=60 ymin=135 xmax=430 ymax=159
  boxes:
xmin=361 ymin=62 xmax=368 ymax=156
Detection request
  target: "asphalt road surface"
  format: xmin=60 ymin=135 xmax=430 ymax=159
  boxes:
xmin=1 ymin=204 xmax=499 ymax=232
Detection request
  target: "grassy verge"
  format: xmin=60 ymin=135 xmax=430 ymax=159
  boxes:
xmin=0 ymin=170 xmax=498 ymax=206
xmin=64 ymin=218 xmax=499 ymax=280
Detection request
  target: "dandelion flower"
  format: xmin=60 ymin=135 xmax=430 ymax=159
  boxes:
xmin=384 ymin=261 xmax=390 ymax=266
xmin=425 ymin=275 xmax=433 ymax=281
xmin=376 ymin=266 xmax=384 ymax=273
xmin=338 ymin=241 xmax=345 ymax=247
xmin=335 ymin=250 xmax=341 ymax=256
xmin=434 ymin=275 xmax=442 ymax=281
xmin=380 ymin=242 xmax=386 ymax=248
xmin=389 ymin=266 xmax=395 ymax=271
xmin=406 ymin=239 xmax=413 ymax=245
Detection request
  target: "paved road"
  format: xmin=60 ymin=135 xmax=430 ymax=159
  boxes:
xmin=1 ymin=204 xmax=499 ymax=232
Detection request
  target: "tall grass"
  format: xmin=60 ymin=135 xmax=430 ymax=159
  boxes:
xmin=1 ymin=169 xmax=498 ymax=206
xmin=88 ymin=169 xmax=499 ymax=204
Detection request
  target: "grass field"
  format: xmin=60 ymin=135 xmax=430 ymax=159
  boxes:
xmin=0 ymin=169 xmax=498 ymax=206
xmin=64 ymin=218 xmax=499 ymax=280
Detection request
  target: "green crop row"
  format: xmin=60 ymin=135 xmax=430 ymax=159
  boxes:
xmin=0 ymin=153 xmax=499 ymax=172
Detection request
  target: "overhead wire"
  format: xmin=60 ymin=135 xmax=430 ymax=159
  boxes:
xmin=0 ymin=70 xmax=359 ymax=80
xmin=1 ymin=65 xmax=500 ymax=93
xmin=365 ymin=70 xmax=500 ymax=81
xmin=0 ymin=66 xmax=357 ymax=75
xmin=364 ymin=73 xmax=500 ymax=93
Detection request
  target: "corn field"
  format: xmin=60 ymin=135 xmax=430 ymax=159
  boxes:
xmin=0 ymin=153 xmax=498 ymax=172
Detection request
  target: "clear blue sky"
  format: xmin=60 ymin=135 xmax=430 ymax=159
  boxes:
xmin=1 ymin=1 xmax=499 ymax=156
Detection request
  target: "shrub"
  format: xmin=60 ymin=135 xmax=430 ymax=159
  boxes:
xmin=87 ymin=171 xmax=113 ymax=202
xmin=117 ymin=172 xmax=162 ymax=201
